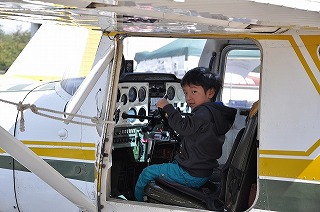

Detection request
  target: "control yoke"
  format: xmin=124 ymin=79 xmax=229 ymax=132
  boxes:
xmin=121 ymin=94 xmax=181 ymax=142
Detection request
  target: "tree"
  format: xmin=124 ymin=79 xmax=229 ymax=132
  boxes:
xmin=0 ymin=28 xmax=31 ymax=72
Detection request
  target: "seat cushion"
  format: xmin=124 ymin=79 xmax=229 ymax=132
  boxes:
xmin=144 ymin=181 xmax=207 ymax=209
xmin=145 ymin=177 xmax=224 ymax=210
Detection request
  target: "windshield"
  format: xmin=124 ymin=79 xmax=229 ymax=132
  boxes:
xmin=123 ymin=37 xmax=206 ymax=79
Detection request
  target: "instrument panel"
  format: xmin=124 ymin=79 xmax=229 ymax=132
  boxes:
xmin=114 ymin=73 xmax=187 ymax=125
xmin=113 ymin=73 xmax=187 ymax=148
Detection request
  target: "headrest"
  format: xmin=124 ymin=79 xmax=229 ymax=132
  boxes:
xmin=249 ymin=100 xmax=259 ymax=118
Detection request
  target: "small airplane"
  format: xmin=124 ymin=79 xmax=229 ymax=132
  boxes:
xmin=0 ymin=0 xmax=319 ymax=212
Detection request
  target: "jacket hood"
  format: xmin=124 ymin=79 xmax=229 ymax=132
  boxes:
xmin=201 ymin=102 xmax=237 ymax=135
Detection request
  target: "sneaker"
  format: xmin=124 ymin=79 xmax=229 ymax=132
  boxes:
xmin=116 ymin=194 xmax=127 ymax=200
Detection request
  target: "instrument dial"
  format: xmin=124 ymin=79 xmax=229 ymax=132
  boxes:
xmin=167 ymin=86 xmax=175 ymax=100
xmin=129 ymin=87 xmax=137 ymax=102
xmin=121 ymin=94 xmax=127 ymax=105
xmin=138 ymin=107 xmax=146 ymax=122
xmin=127 ymin=108 xmax=136 ymax=123
xmin=138 ymin=87 xmax=147 ymax=102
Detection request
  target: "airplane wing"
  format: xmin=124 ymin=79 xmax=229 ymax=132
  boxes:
xmin=1 ymin=0 xmax=320 ymax=33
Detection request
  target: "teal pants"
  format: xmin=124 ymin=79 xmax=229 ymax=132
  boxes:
xmin=134 ymin=161 xmax=209 ymax=201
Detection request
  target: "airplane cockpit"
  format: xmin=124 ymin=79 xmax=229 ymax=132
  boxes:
xmin=111 ymin=72 xmax=185 ymax=198
xmin=108 ymin=36 xmax=261 ymax=210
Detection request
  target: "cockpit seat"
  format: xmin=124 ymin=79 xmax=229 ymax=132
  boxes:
xmin=144 ymin=101 xmax=259 ymax=211
xmin=145 ymin=176 xmax=222 ymax=210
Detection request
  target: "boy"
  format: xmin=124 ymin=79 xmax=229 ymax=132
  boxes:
xmin=134 ymin=67 xmax=237 ymax=201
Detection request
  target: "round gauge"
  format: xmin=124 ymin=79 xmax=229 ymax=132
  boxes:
xmin=129 ymin=87 xmax=137 ymax=102
xmin=138 ymin=107 xmax=147 ymax=122
xmin=138 ymin=87 xmax=146 ymax=102
xmin=121 ymin=94 xmax=127 ymax=105
xmin=117 ymin=88 xmax=120 ymax=102
xmin=167 ymin=86 xmax=175 ymax=100
xmin=127 ymin=108 xmax=136 ymax=123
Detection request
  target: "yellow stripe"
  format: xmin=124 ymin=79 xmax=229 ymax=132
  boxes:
xmin=260 ymin=155 xmax=320 ymax=180
xmin=21 ymin=140 xmax=95 ymax=148
xmin=256 ymin=35 xmax=320 ymax=157
xmin=300 ymin=35 xmax=320 ymax=73
xmin=251 ymin=34 xmax=320 ymax=94
xmin=0 ymin=140 xmax=95 ymax=160
xmin=252 ymin=35 xmax=320 ymax=165
xmin=289 ymin=37 xmax=320 ymax=94
xmin=0 ymin=147 xmax=95 ymax=160
xmin=30 ymin=147 xmax=95 ymax=160
xmin=96 ymin=162 xmax=102 ymax=192
xmin=260 ymin=139 xmax=320 ymax=156
xmin=79 ymin=29 xmax=102 ymax=77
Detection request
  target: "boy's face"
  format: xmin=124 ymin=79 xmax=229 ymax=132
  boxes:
xmin=182 ymin=84 xmax=215 ymax=110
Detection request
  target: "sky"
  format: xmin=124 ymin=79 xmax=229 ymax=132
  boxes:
xmin=0 ymin=19 xmax=31 ymax=33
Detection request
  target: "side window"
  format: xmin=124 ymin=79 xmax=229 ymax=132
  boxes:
xmin=60 ymin=77 xmax=85 ymax=96
xmin=221 ymin=49 xmax=261 ymax=109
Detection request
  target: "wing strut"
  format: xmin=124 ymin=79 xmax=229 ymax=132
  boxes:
xmin=0 ymin=126 xmax=96 ymax=212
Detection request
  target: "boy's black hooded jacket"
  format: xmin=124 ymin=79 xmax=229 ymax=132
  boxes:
xmin=163 ymin=102 xmax=237 ymax=177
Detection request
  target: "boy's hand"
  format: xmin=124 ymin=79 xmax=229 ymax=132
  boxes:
xmin=156 ymin=98 xmax=169 ymax=109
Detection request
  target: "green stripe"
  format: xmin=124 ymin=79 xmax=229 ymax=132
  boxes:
xmin=0 ymin=155 xmax=94 ymax=182
xmin=255 ymin=179 xmax=320 ymax=211
xmin=0 ymin=155 xmax=13 ymax=169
